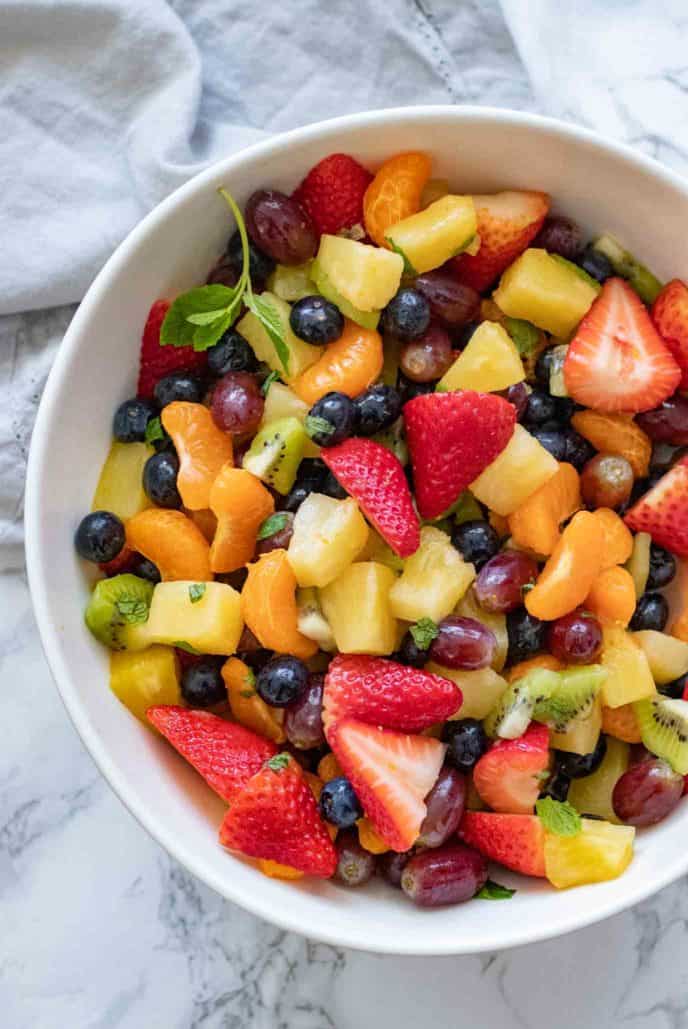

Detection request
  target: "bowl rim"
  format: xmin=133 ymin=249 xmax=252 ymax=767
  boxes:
xmin=25 ymin=104 xmax=688 ymax=955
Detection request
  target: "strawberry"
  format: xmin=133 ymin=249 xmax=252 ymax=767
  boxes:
xmin=328 ymin=718 xmax=446 ymax=852
xmin=564 ymin=278 xmax=681 ymax=413
xmin=452 ymin=190 xmax=549 ymax=292
xmin=322 ymin=654 xmax=461 ymax=735
xmin=472 ymin=723 xmax=550 ymax=815
xmin=624 ymin=457 xmax=688 ymax=558
xmin=137 ymin=300 xmax=208 ymax=400
xmin=652 ymin=279 xmax=688 ymax=390
xmin=292 ymin=153 xmax=373 ymax=238
xmin=321 ymin=438 xmax=420 ymax=556
xmin=459 ymin=811 xmax=546 ymax=877
xmin=219 ymin=753 xmax=337 ymax=877
xmin=404 ymin=391 xmax=516 ymax=519
xmin=147 ymin=706 xmax=276 ymax=803
xmin=99 ymin=545 xmax=134 ymax=577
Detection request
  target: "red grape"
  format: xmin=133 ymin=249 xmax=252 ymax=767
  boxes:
xmin=505 ymin=381 xmax=530 ymax=422
xmin=399 ymin=324 xmax=454 ymax=382
xmin=414 ymin=271 xmax=480 ymax=328
xmin=378 ymin=849 xmax=412 ymax=887
xmin=612 ymin=759 xmax=684 ymax=826
xmin=254 ymin=512 xmax=295 ymax=556
xmin=636 ymin=396 xmax=688 ymax=446
xmin=245 ymin=189 xmax=317 ymax=265
xmin=532 ymin=215 xmax=583 ymax=260
xmin=335 ymin=831 xmax=376 ymax=886
xmin=211 ymin=372 xmax=264 ymax=435
xmin=548 ymin=611 xmax=603 ymax=664
xmin=401 ymin=843 xmax=488 ymax=906
xmin=417 ymin=766 xmax=467 ymax=848
xmin=580 ymin=453 xmax=634 ymax=510
xmin=428 ymin=616 xmax=496 ymax=670
xmin=283 ymin=674 xmax=325 ymax=750
xmin=475 ymin=551 xmax=539 ymax=613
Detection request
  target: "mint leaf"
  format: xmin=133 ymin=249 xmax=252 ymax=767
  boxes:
xmin=188 ymin=583 xmax=206 ymax=604
xmin=386 ymin=238 xmax=417 ymax=277
xmin=261 ymin=370 xmax=280 ymax=396
xmin=409 ymin=617 xmax=439 ymax=651
xmin=304 ymin=414 xmax=334 ymax=439
xmin=536 ymin=797 xmax=582 ymax=837
xmin=267 ymin=753 xmax=291 ymax=772
xmin=504 ymin=316 xmax=540 ymax=356
xmin=173 ymin=640 xmax=201 ymax=655
xmin=244 ymin=292 xmax=290 ymax=374
xmin=257 ymin=512 xmax=289 ymax=541
xmin=160 ymin=285 xmax=238 ymax=350
xmin=187 ymin=309 xmax=231 ymax=327
xmin=144 ymin=416 xmax=164 ymax=445
xmin=115 ymin=598 xmax=149 ymax=624
xmin=476 ymin=879 xmax=516 ymax=900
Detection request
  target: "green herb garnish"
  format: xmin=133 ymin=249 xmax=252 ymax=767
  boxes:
xmin=188 ymin=583 xmax=206 ymax=604
xmin=409 ymin=617 xmax=439 ymax=651
xmin=536 ymin=797 xmax=582 ymax=837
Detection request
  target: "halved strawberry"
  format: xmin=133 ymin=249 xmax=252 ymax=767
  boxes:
xmin=564 ymin=278 xmax=681 ymax=413
xmin=404 ymin=391 xmax=516 ymax=519
xmin=219 ymin=753 xmax=337 ymax=877
xmin=329 ymin=718 xmax=446 ymax=851
xmin=322 ymin=654 xmax=461 ymax=735
xmin=624 ymin=457 xmax=688 ymax=557
xmin=99 ymin=545 xmax=134 ymax=577
xmin=452 ymin=190 xmax=550 ymax=292
xmin=147 ymin=706 xmax=276 ymax=803
xmin=292 ymin=153 xmax=373 ymax=237
xmin=321 ymin=438 xmax=420 ymax=556
xmin=459 ymin=811 xmax=546 ymax=877
xmin=472 ymin=723 xmax=550 ymax=815
xmin=652 ymin=279 xmax=688 ymax=390
xmin=137 ymin=300 xmax=208 ymax=400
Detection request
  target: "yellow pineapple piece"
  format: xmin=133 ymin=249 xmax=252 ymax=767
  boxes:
xmin=437 ymin=321 xmax=524 ymax=393
xmin=454 ymin=588 xmax=508 ymax=671
xmin=92 ymin=441 xmax=154 ymax=521
xmin=314 ymin=235 xmax=403 ymax=312
xmin=320 ymin=561 xmax=398 ymax=655
xmin=260 ymin=381 xmax=319 ymax=458
xmin=544 ymin=819 xmax=635 ymax=889
xmin=237 ymin=292 xmax=322 ymax=382
xmin=266 ymin=261 xmax=316 ymax=301
xmin=296 ymin=588 xmax=337 ymax=651
xmin=568 ymin=737 xmax=629 ymax=823
xmin=385 ymin=195 xmax=477 ymax=275
xmin=494 ymin=249 xmax=599 ymax=338
xmin=625 ymin=531 xmax=652 ymax=599
xmin=599 ymin=626 xmax=656 ymax=708
xmin=550 ymin=695 xmax=602 ymax=754
xmin=428 ymin=664 xmax=508 ymax=720
xmin=470 ymin=424 xmax=559 ymax=516
xmin=110 ymin=645 xmax=181 ymax=725
xmin=287 ymin=493 xmax=369 ymax=588
xmin=146 ymin=581 xmax=243 ymax=656
xmin=389 ymin=526 xmax=475 ymax=622
xmin=633 ymin=630 xmax=688 ymax=685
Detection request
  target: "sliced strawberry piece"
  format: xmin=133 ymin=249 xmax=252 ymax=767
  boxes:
xmin=219 ymin=753 xmax=337 ymax=877
xmin=322 ymin=654 xmax=461 ymax=735
xmin=564 ymin=278 xmax=681 ymax=413
xmin=329 ymin=718 xmax=446 ymax=851
xmin=99 ymin=545 xmax=134 ymax=577
xmin=624 ymin=457 xmax=688 ymax=558
xmin=459 ymin=811 xmax=546 ymax=877
xmin=137 ymin=300 xmax=208 ymax=400
xmin=472 ymin=723 xmax=550 ymax=815
xmin=321 ymin=437 xmax=419 ymax=556
xmin=452 ymin=190 xmax=549 ymax=292
xmin=652 ymin=278 xmax=688 ymax=390
xmin=147 ymin=706 xmax=276 ymax=803
xmin=292 ymin=153 xmax=373 ymax=237
xmin=404 ymin=391 xmax=516 ymax=519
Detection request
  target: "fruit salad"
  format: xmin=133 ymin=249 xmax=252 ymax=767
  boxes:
xmin=74 ymin=149 xmax=688 ymax=907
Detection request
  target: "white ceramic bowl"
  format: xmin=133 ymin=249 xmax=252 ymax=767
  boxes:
xmin=26 ymin=106 xmax=688 ymax=955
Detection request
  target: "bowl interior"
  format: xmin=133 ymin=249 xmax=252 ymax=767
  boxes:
xmin=26 ymin=107 xmax=688 ymax=955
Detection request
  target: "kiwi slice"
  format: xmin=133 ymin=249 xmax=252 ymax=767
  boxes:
xmin=85 ymin=573 xmax=154 ymax=651
xmin=296 ymin=588 xmax=336 ymax=652
xmin=242 ymin=416 xmax=306 ymax=494
xmin=635 ymin=696 xmax=688 ymax=774
xmin=533 ymin=665 xmax=607 ymax=733
xmin=484 ymin=668 xmax=559 ymax=739
xmin=592 ymin=234 xmax=663 ymax=305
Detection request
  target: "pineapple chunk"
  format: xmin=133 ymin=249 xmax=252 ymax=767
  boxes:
xmin=315 ymin=235 xmax=403 ymax=313
xmin=260 ymin=382 xmax=319 ymax=458
xmin=568 ymin=737 xmax=630 ymax=823
xmin=146 ymin=581 xmax=243 ymax=656
xmin=287 ymin=494 xmax=369 ymax=588
xmin=237 ymin=292 xmax=322 ymax=382
xmin=633 ymin=630 xmax=688 ymax=685
xmin=625 ymin=531 xmax=652 ymax=599
xmin=92 ymin=441 xmax=153 ymax=520
xmin=550 ymin=695 xmax=602 ymax=754
xmin=385 ymin=195 xmax=477 ymax=275
xmin=110 ymin=645 xmax=181 ymax=725
xmin=455 ymin=588 xmax=508 ymax=671
xmin=437 ymin=321 xmax=524 ymax=393
xmin=267 ymin=261 xmax=316 ymax=301
xmin=389 ymin=526 xmax=475 ymax=622
xmin=310 ymin=259 xmax=380 ymax=330
xmin=470 ymin=425 xmax=559 ymax=516
xmin=320 ymin=562 xmax=398 ymax=655
xmin=428 ymin=664 xmax=508 ymax=720
xmin=600 ymin=626 xmax=656 ymax=708
xmin=544 ymin=819 xmax=635 ymax=889
xmin=494 ymin=249 xmax=599 ymax=338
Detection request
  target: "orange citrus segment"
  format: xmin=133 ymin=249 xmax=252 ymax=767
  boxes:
xmin=190 ymin=508 xmax=218 ymax=542
xmin=291 ymin=320 xmax=383 ymax=405
xmin=222 ymin=656 xmax=286 ymax=744
xmin=570 ymin=410 xmax=651 ymax=478
xmin=507 ymin=462 xmax=580 ymax=556
xmin=241 ymin=549 xmax=318 ymax=660
xmin=601 ymin=703 xmax=642 ymax=743
xmin=357 ymin=817 xmax=389 ymax=854
xmin=585 ymin=565 xmax=637 ymax=627
xmin=363 ymin=151 xmax=432 ymax=247
xmin=506 ymin=654 xmax=563 ymax=683
xmin=125 ymin=508 xmax=211 ymax=581
xmin=592 ymin=508 xmax=634 ymax=569
xmin=258 ymin=859 xmax=304 ymax=880
xmin=209 ymin=465 xmax=275 ymax=574
xmin=161 ymin=402 xmax=234 ymax=510
xmin=664 ymin=557 xmax=688 ymax=642
xmin=525 ymin=511 xmax=602 ymax=620
xmin=317 ymin=752 xmax=344 ymax=782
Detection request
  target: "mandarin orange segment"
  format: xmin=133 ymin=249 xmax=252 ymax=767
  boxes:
xmin=570 ymin=411 xmax=651 ymax=478
xmin=161 ymin=402 xmax=234 ymax=511
xmin=585 ymin=565 xmax=637 ymax=627
xmin=291 ymin=320 xmax=383 ymax=405
xmin=190 ymin=508 xmax=218 ymax=542
xmin=664 ymin=557 xmax=688 ymax=642
xmin=506 ymin=654 xmax=563 ymax=683
xmin=317 ymin=752 xmax=344 ymax=782
xmin=241 ymin=549 xmax=318 ymax=660
xmin=222 ymin=656 xmax=286 ymax=744
xmin=258 ymin=860 xmax=304 ymax=880
xmin=209 ymin=465 xmax=275 ymax=574
xmin=525 ymin=511 xmax=602 ymax=621
xmin=363 ymin=152 xmax=432 ymax=247
xmin=592 ymin=508 xmax=634 ymax=569
xmin=125 ymin=508 xmax=211 ymax=581
xmin=507 ymin=462 xmax=580 ymax=556
xmin=601 ymin=703 xmax=642 ymax=744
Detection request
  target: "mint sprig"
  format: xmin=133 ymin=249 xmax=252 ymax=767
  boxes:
xmin=115 ymin=598 xmax=149 ymax=624
xmin=304 ymin=414 xmax=334 ymax=440
xmin=536 ymin=797 xmax=582 ymax=837
xmin=257 ymin=512 xmax=290 ymax=541
xmin=188 ymin=583 xmax=206 ymax=604
xmin=409 ymin=617 xmax=439 ymax=651
xmin=475 ymin=879 xmax=516 ymax=900
xmin=144 ymin=416 xmax=164 ymax=445
xmin=261 ymin=370 xmax=280 ymax=396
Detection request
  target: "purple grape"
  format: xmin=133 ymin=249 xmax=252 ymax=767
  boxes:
xmin=283 ymin=674 xmax=325 ymax=750
xmin=378 ymin=849 xmax=413 ymax=888
xmin=211 ymin=372 xmax=264 ymax=435
xmin=399 ymin=324 xmax=454 ymax=382
xmin=245 ymin=189 xmax=317 ymax=265
xmin=532 ymin=215 xmax=583 ymax=260
xmin=335 ymin=831 xmax=376 ymax=887
xmin=505 ymin=382 xmax=529 ymax=422
xmin=636 ymin=396 xmax=688 ymax=446
xmin=475 ymin=551 xmax=539 ymax=614
xmin=417 ymin=766 xmax=467 ymax=848
xmin=254 ymin=512 xmax=295 ymax=556
xmin=428 ymin=616 xmax=496 ymax=670
xmin=612 ymin=758 xmax=684 ymax=826
xmin=414 ymin=271 xmax=480 ymax=328
xmin=401 ymin=843 xmax=488 ymax=907
xmin=548 ymin=611 xmax=603 ymax=665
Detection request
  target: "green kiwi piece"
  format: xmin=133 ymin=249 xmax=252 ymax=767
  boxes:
xmin=372 ymin=416 xmax=408 ymax=466
xmin=635 ymin=696 xmax=688 ymax=774
xmin=484 ymin=668 xmax=559 ymax=739
xmin=85 ymin=574 xmax=154 ymax=651
xmin=242 ymin=416 xmax=306 ymax=494
xmin=296 ymin=588 xmax=336 ymax=652
xmin=592 ymin=234 xmax=663 ymax=305
xmin=533 ymin=665 xmax=607 ymax=733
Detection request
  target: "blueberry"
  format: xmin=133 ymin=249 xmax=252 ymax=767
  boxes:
xmin=112 ymin=398 xmax=157 ymax=442
xmin=354 ymin=385 xmax=402 ymax=436
xmin=506 ymin=608 xmax=547 ymax=664
xmin=555 ymin=397 xmax=576 ymax=425
xmin=393 ymin=630 xmax=429 ymax=669
xmin=225 ymin=229 xmax=275 ymax=287
xmin=153 ymin=373 xmax=204 ymax=408
xmin=282 ymin=484 xmax=310 ymax=513
xmin=442 ymin=719 xmax=488 ymax=772
xmin=74 ymin=510 xmax=125 ymax=564
xmin=629 ymin=592 xmax=669 ymax=632
xmin=564 ymin=429 xmax=596 ymax=470
xmin=256 ymin=655 xmax=309 ymax=707
xmin=207 ymin=329 xmax=258 ymax=376
xmin=130 ymin=555 xmax=161 ymax=583
xmin=181 ymin=659 xmax=226 ymax=708
xmin=659 ymin=673 xmax=688 ymax=700
xmin=523 ymin=390 xmax=558 ymax=426
xmin=290 ymin=295 xmax=344 ymax=345
xmin=539 ymin=770 xmax=571 ymax=803
xmin=382 ymin=288 xmax=431 ymax=341
xmin=450 ymin=520 xmax=500 ymax=570
xmin=397 ymin=375 xmax=435 ymax=404
xmin=320 ymin=467 xmax=348 ymax=499
xmin=306 ymin=392 xmax=355 ymax=447
xmin=454 ymin=320 xmax=479 ymax=349
xmin=534 ymin=347 xmax=556 ymax=387
xmin=531 ymin=428 xmax=568 ymax=461
xmin=577 ymin=245 xmax=614 ymax=284
xmin=142 ymin=451 xmax=182 ymax=508
xmin=556 ymin=736 xmax=607 ymax=779
xmin=319 ymin=776 xmax=362 ymax=829
xmin=647 ymin=544 xmax=676 ymax=590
